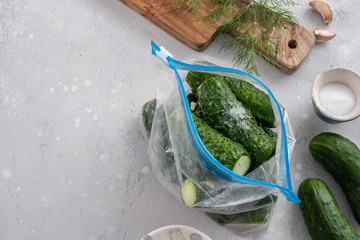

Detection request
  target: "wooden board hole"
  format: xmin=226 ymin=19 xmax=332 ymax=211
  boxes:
xmin=288 ymin=39 xmax=298 ymax=49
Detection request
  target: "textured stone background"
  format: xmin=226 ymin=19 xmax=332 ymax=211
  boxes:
xmin=1 ymin=0 xmax=360 ymax=239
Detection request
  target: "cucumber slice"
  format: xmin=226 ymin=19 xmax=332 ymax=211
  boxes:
xmin=181 ymin=179 xmax=204 ymax=207
xmin=232 ymin=156 xmax=251 ymax=176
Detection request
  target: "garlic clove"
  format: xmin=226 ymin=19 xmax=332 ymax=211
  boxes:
xmin=309 ymin=0 xmax=333 ymax=24
xmin=313 ymin=28 xmax=336 ymax=42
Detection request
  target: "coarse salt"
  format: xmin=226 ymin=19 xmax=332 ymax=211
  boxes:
xmin=319 ymin=83 xmax=356 ymax=116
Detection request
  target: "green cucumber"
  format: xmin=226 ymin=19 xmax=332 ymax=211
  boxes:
xmin=263 ymin=127 xmax=278 ymax=144
xmin=142 ymin=99 xmax=157 ymax=138
xmin=206 ymin=212 xmax=241 ymax=225
xmin=224 ymin=76 xmax=276 ymax=128
xmin=181 ymin=177 xmax=241 ymax=225
xmin=239 ymin=195 xmax=277 ymax=225
xmin=196 ymin=77 xmax=275 ymax=171
xmin=298 ymin=178 xmax=359 ymax=240
xmin=309 ymin=132 xmax=360 ymax=224
xmin=240 ymin=205 xmax=273 ymax=225
xmin=192 ymin=113 xmax=251 ymax=175
xmin=168 ymin=108 xmax=251 ymax=175
xmin=186 ymin=71 xmax=276 ymax=128
xmin=186 ymin=71 xmax=215 ymax=94
xmin=207 ymin=194 xmax=277 ymax=225
xmin=141 ymin=99 xmax=178 ymax=183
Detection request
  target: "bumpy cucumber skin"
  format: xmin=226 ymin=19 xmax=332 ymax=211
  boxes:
xmin=142 ymin=99 xmax=157 ymax=138
xmin=240 ymin=205 xmax=272 ymax=225
xmin=298 ymin=178 xmax=359 ymax=240
xmin=186 ymin=71 xmax=215 ymax=95
xmin=142 ymin=99 xmax=178 ymax=183
xmin=208 ymin=194 xmax=277 ymax=225
xmin=263 ymin=127 xmax=278 ymax=144
xmin=207 ymin=212 xmax=241 ymax=225
xmin=224 ymin=77 xmax=275 ymax=128
xmin=197 ymin=77 xmax=275 ymax=171
xmin=240 ymin=195 xmax=277 ymax=225
xmin=191 ymin=113 xmax=250 ymax=175
xmin=309 ymin=132 xmax=360 ymax=224
xmin=186 ymin=71 xmax=276 ymax=128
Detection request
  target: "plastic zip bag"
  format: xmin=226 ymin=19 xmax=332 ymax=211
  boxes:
xmin=142 ymin=41 xmax=298 ymax=235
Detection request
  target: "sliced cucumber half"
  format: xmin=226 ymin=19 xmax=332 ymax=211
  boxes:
xmin=232 ymin=155 xmax=251 ymax=176
xmin=181 ymin=179 xmax=201 ymax=207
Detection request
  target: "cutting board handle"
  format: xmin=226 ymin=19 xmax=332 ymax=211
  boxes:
xmin=229 ymin=23 xmax=316 ymax=74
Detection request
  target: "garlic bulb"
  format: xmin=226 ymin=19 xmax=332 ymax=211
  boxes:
xmin=309 ymin=0 xmax=333 ymax=24
xmin=313 ymin=28 xmax=336 ymax=42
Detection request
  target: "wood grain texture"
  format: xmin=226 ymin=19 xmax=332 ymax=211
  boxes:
xmin=119 ymin=0 xmax=219 ymax=50
xmin=119 ymin=0 xmax=315 ymax=73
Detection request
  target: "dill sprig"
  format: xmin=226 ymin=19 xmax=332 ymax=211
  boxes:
xmin=176 ymin=0 xmax=297 ymax=76
xmin=173 ymin=0 xmax=200 ymax=12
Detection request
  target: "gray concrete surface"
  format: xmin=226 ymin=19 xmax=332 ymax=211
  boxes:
xmin=1 ymin=0 xmax=360 ymax=239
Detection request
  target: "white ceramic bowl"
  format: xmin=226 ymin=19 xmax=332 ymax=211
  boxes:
xmin=141 ymin=225 xmax=212 ymax=240
xmin=312 ymin=67 xmax=360 ymax=123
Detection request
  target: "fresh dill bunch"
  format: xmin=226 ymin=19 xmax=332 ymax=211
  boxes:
xmin=216 ymin=0 xmax=297 ymax=75
xmin=176 ymin=0 xmax=297 ymax=76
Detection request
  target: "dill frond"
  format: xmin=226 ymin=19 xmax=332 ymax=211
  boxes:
xmin=175 ymin=0 xmax=297 ymax=76
xmin=173 ymin=0 xmax=199 ymax=12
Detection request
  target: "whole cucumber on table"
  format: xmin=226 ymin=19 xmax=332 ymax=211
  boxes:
xmin=186 ymin=71 xmax=276 ymax=128
xmin=309 ymin=132 xmax=360 ymax=224
xmin=298 ymin=178 xmax=359 ymax=240
xmin=196 ymin=77 xmax=275 ymax=171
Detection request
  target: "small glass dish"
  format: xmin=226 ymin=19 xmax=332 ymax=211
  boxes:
xmin=141 ymin=225 xmax=212 ymax=240
xmin=312 ymin=68 xmax=360 ymax=123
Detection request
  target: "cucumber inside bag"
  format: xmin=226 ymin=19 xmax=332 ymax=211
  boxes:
xmin=145 ymin=42 xmax=299 ymax=235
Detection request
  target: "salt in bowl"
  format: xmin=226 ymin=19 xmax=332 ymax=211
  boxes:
xmin=312 ymin=68 xmax=360 ymax=123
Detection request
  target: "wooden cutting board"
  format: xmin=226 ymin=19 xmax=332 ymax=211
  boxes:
xmin=119 ymin=0 xmax=315 ymax=74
